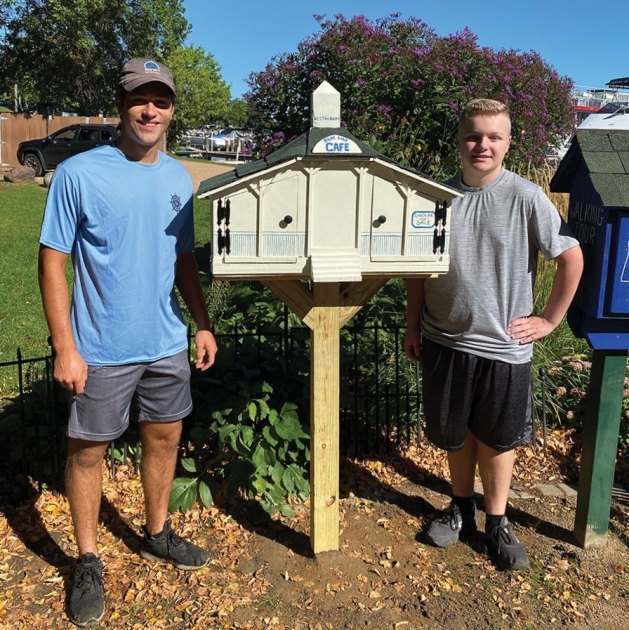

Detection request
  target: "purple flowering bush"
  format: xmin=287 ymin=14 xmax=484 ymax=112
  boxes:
xmin=245 ymin=14 xmax=574 ymax=179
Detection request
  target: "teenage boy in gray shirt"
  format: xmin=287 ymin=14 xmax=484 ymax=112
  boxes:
xmin=404 ymin=98 xmax=583 ymax=569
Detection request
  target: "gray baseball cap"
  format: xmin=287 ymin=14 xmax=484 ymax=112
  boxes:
xmin=118 ymin=59 xmax=176 ymax=96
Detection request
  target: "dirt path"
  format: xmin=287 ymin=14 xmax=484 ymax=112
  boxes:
xmin=178 ymin=158 xmax=234 ymax=192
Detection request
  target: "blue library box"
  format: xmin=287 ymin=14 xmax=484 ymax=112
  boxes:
xmin=551 ymin=127 xmax=629 ymax=349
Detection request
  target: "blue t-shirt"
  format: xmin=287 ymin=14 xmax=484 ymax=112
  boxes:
xmin=40 ymin=145 xmax=195 ymax=365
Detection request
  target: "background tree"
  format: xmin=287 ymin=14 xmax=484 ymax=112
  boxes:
xmin=0 ymin=0 xmax=231 ymax=148
xmin=164 ymin=45 xmax=230 ymax=147
xmin=0 ymin=0 xmax=199 ymax=115
xmin=246 ymin=13 xmax=574 ymax=178
xmin=221 ymin=98 xmax=253 ymax=128
xmin=0 ymin=0 xmax=17 ymax=28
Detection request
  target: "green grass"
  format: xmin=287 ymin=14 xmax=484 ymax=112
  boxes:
xmin=0 ymin=179 xmax=212 ymax=366
xmin=0 ymin=181 xmax=50 ymax=363
xmin=191 ymin=193 xmax=212 ymax=278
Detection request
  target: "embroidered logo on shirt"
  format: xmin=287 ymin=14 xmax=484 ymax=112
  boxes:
xmin=170 ymin=194 xmax=182 ymax=213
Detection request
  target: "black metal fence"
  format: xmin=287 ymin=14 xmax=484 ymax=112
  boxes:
xmin=0 ymin=318 xmax=548 ymax=499
xmin=0 ymin=349 xmax=67 ymax=491
xmin=0 ymin=319 xmax=422 ymax=491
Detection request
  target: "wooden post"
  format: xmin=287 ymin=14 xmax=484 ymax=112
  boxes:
xmin=309 ymin=282 xmax=340 ymax=553
xmin=262 ymin=278 xmax=391 ymax=553
xmin=574 ymin=349 xmax=626 ymax=548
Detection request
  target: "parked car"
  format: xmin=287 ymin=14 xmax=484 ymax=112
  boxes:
xmin=17 ymin=123 xmax=120 ymax=175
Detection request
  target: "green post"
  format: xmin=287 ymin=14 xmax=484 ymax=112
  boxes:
xmin=574 ymin=349 xmax=626 ymax=548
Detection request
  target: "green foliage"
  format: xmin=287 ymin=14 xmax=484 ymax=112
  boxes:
xmin=123 ymin=0 xmax=190 ymax=58
xmin=342 ymin=279 xmax=415 ymax=406
xmin=0 ymin=0 xmax=215 ymax=117
xmin=221 ymin=98 xmax=254 ymax=128
xmin=6 ymin=1 xmax=149 ymax=111
xmin=538 ymin=355 xmax=590 ymax=426
xmin=0 ymin=0 xmax=17 ymax=29
xmin=170 ymin=368 xmax=310 ymax=518
xmin=204 ymin=280 xmax=236 ymax=328
xmin=171 ymin=280 xmax=312 ymax=515
xmin=246 ymin=13 xmax=574 ymax=180
xmin=532 ymin=254 xmax=590 ymax=370
xmin=108 ymin=423 xmax=141 ymax=464
xmin=164 ymin=45 xmax=230 ymax=148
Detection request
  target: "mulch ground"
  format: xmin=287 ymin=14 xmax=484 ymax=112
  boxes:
xmin=1 ymin=428 xmax=628 ymax=629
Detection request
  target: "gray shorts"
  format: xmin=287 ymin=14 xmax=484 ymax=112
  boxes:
xmin=421 ymin=338 xmax=533 ymax=452
xmin=67 ymin=350 xmax=192 ymax=441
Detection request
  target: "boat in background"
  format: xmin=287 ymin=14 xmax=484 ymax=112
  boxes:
xmin=548 ymin=78 xmax=629 ymax=163
xmin=574 ymin=77 xmax=629 ymax=131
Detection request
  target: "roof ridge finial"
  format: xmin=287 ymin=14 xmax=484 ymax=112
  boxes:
xmin=311 ymin=81 xmax=341 ymax=129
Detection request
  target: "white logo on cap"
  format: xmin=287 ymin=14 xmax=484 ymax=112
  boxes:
xmin=144 ymin=61 xmax=160 ymax=74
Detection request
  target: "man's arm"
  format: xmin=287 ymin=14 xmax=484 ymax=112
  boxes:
xmin=38 ymin=245 xmax=88 ymax=393
xmin=175 ymin=251 xmax=217 ymax=371
xmin=507 ymin=244 xmax=584 ymax=344
xmin=404 ymin=278 xmax=426 ymax=361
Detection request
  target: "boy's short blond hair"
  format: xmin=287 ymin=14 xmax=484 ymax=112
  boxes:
xmin=458 ymin=99 xmax=511 ymax=133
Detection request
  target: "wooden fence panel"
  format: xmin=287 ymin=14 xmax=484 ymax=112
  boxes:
xmin=0 ymin=113 xmax=120 ymax=168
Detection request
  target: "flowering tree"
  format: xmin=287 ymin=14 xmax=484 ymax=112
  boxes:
xmin=245 ymin=14 xmax=574 ymax=179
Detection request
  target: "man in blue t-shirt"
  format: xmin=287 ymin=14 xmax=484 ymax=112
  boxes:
xmin=38 ymin=59 xmax=217 ymax=627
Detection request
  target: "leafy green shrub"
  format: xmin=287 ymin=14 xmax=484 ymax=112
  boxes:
xmin=169 ymin=342 xmax=311 ymax=519
xmin=204 ymin=280 xmax=237 ymax=326
xmin=538 ymin=355 xmax=591 ymax=426
xmin=539 ymin=355 xmax=629 ymax=450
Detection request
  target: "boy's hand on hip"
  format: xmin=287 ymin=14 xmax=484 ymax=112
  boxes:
xmin=507 ymin=315 xmax=555 ymax=344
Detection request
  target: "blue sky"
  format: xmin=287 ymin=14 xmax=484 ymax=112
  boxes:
xmin=182 ymin=0 xmax=628 ymax=99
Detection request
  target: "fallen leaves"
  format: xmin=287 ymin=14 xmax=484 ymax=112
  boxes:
xmin=0 ymin=426 xmax=627 ymax=629
xmin=0 ymin=464 xmax=276 ymax=629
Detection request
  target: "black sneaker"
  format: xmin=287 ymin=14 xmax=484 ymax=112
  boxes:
xmin=486 ymin=516 xmax=530 ymax=570
xmin=69 ymin=553 xmax=105 ymax=627
xmin=425 ymin=500 xmax=477 ymax=547
xmin=140 ymin=519 xmax=210 ymax=570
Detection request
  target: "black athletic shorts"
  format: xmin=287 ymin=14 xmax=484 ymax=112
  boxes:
xmin=421 ymin=337 xmax=533 ymax=452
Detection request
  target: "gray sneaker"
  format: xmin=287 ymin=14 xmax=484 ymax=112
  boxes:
xmin=486 ymin=516 xmax=530 ymax=570
xmin=140 ymin=519 xmax=210 ymax=570
xmin=69 ymin=553 xmax=105 ymax=627
xmin=425 ymin=500 xmax=477 ymax=547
